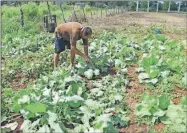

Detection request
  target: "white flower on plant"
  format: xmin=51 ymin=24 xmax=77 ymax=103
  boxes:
xmin=18 ymin=95 xmax=30 ymax=104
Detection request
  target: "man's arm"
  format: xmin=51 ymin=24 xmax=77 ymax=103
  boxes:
xmin=83 ymin=39 xmax=89 ymax=56
xmin=84 ymin=45 xmax=88 ymax=56
xmin=70 ymin=37 xmax=85 ymax=58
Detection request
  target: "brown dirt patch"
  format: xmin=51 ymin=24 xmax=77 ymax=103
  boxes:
xmin=119 ymin=65 xmax=149 ymax=132
xmin=154 ymin=122 xmax=165 ymax=133
xmin=172 ymin=97 xmax=182 ymax=104
xmin=174 ymin=88 xmax=187 ymax=96
xmin=86 ymin=12 xmax=186 ymax=28
xmin=127 ymin=65 xmax=145 ymax=93
xmin=84 ymin=12 xmax=186 ymax=40
xmin=15 ymin=73 xmax=24 ymax=78
xmin=12 ymin=81 xmax=27 ymax=91
xmin=15 ymin=117 xmax=23 ymax=133
xmin=119 ymin=123 xmax=148 ymax=133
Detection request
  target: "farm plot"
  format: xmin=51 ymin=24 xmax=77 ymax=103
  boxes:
xmin=1 ymin=30 xmax=187 ymax=133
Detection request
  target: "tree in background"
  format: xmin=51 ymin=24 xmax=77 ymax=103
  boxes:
xmin=128 ymin=1 xmax=136 ymax=11
xmin=141 ymin=1 xmax=147 ymax=10
xmin=163 ymin=1 xmax=178 ymax=11
xmin=170 ymin=1 xmax=178 ymax=10
xmin=181 ymin=1 xmax=187 ymax=11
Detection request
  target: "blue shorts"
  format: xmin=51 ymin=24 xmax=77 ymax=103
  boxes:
xmin=54 ymin=37 xmax=71 ymax=53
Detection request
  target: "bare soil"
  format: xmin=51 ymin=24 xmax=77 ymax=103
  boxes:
xmin=172 ymin=97 xmax=182 ymax=104
xmin=119 ymin=65 xmax=150 ymax=133
xmin=154 ymin=122 xmax=165 ymax=133
xmin=84 ymin=12 xmax=186 ymax=40
xmin=174 ymin=88 xmax=187 ymax=96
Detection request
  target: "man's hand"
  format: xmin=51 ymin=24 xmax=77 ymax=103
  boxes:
xmin=84 ymin=55 xmax=90 ymax=63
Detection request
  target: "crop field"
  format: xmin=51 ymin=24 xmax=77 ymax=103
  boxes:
xmin=1 ymin=2 xmax=187 ymax=133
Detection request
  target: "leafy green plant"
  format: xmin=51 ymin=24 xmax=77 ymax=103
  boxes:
xmin=135 ymin=94 xmax=187 ymax=132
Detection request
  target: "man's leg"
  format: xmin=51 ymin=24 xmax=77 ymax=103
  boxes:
xmin=53 ymin=38 xmax=65 ymax=69
xmin=70 ymin=49 xmax=75 ymax=67
xmin=53 ymin=53 xmax=60 ymax=68
xmin=70 ymin=50 xmax=76 ymax=75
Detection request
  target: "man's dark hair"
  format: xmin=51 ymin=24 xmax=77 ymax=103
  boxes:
xmin=82 ymin=27 xmax=92 ymax=36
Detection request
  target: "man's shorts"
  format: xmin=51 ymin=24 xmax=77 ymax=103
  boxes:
xmin=54 ymin=37 xmax=71 ymax=54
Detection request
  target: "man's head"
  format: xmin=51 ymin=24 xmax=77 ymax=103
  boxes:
xmin=81 ymin=27 xmax=92 ymax=39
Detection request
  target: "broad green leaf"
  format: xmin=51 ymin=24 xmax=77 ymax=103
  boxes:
xmin=66 ymin=95 xmax=84 ymax=108
xmin=153 ymin=109 xmax=165 ymax=117
xmin=149 ymin=68 xmax=160 ymax=78
xmin=136 ymin=107 xmax=151 ymax=117
xmin=49 ymin=122 xmax=64 ymax=133
xmin=159 ymin=95 xmax=170 ymax=110
xmin=155 ymin=34 xmax=167 ymax=42
xmin=166 ymin=108 xmax=178 ymax=121
xmin=149 ymin=78 xmax=158 ymax=84
xmin=3 ymin=88 xmax=13 ymax=97
xmin=171 ymin=124 xmax=186 ymax=132
xmin=151 ymin=116 xmax=157 ymax=124
xmin=138 ymin=73 xmax=149 ymax=80
xmin=48 ymin=111 xmax=57 ymax=122
xmin=12 ymin=102 xmax=21 ymax=112
xmin=18 ymin=95 xmax=30 ymax=104
xmin=25 ymin=103 xmax=46 ymax=113
xmin=136 ymin=105 xmax=143 ymax=111
xmin=103 ymin=122 xmax=118 ymax=133
xmin=31 ymin=119 xmax=40 ymax=127
xmin=160 ymin=116 xmax=171 ymax=124
xmin=165 ymin=40 xmax=177 ymax=48
xmin=182 ymin=73 xmax=187 ymax=86
xmin=180 ymin=96 xmax=187 ymax=107
xmin=37 ymin=125 xmax=50 ymax=133
xmin=95 ymin=121 xmax=104 ymax=129
xmin=20 ymin=120 xmax=33 ymax=132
